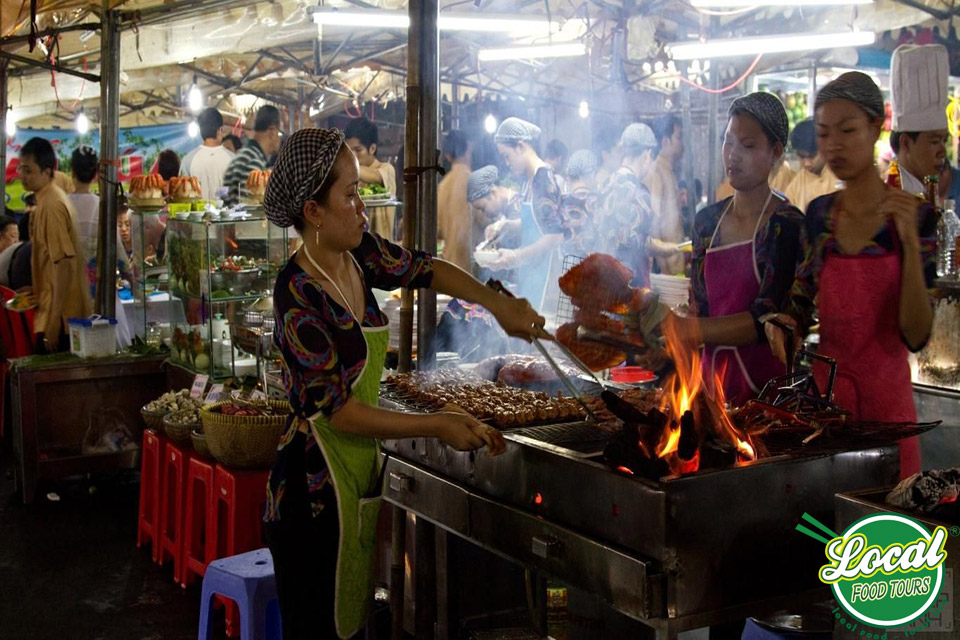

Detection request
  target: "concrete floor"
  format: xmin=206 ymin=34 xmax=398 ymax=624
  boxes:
xmin=0 ymin=448 xmax=217 ymax=640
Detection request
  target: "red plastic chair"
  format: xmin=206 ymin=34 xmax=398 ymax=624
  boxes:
xmin=180 ymin=456 xmax=216 ymax=588
xmin=0 ymin=285 xmax=35 ymax=439
xmin=159 ymin=441 xmax=192 ymax=580
xmin=136 ymin=429 xmax=166 ymax=562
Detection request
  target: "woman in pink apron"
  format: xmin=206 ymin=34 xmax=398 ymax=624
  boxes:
xmin=767 ymin=73 xmax=937 ymax=479
xmin=673 ymin=93 xmax=805 ymax=406
xmin=260 ymin=129 xmax=546 ymax=639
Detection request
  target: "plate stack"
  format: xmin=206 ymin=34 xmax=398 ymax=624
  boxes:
xmin=650 ymin=274 xmax=690 ymax=310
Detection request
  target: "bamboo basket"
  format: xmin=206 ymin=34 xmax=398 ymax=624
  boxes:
xmin=141 ymin=405 xmax=168 ymax=431
xmin=191 ymin=429 xmax=213 ymax=460
xmin=163 ymin=409 xmax=199 ymax=445
xmin=201 ymin=399 xmax=291 ymax=469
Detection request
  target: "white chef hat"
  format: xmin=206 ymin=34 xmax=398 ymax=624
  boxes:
xmin=891 ymin=44 xmax=949 ymax=132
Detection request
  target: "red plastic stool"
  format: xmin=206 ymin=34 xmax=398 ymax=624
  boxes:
xmin=159 ymin=441 xmax=192 ymax=580
xmin=180 ymin=456 xmax=216 ymax=588
xmin=212 ymin=465 xmax=269 ymax=637
xmin=136 ymin=429 xmax=165 ymax=563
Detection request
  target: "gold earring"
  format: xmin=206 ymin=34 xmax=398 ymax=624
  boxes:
xmin=315 ymin=224 xmax=321 ymax=245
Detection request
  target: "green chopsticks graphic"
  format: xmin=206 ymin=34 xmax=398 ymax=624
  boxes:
xmin=796 ymin=512 xmax=839 ymax=546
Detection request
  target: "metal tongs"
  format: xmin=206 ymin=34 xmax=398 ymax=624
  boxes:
xmin=486 ymin=279 xmax=599 ymax=421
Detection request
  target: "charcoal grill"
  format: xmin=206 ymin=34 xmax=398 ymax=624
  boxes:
xmin=381 ymin=395 xmax=922 ymax=638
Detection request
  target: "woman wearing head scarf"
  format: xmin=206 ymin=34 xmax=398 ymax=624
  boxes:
xmin=669 ymin=93 xmax=804 ymax=406
xmin=486 ymin=117 xmax=564 ymax=312
xmin=767 ymin=73 xmax=937 ymax=478
xmin=262 ymin=128 xmax=546 ymax=639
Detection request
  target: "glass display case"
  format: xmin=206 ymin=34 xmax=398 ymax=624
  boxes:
xmin=123 ymin=208 xmax=174 ymax=344
xmin=165 ymin=212 xmax=287 ymax=380
xmin=914 ymin=279 xmax=960 ymax=392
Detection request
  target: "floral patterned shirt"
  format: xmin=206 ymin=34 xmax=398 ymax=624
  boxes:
xmin=264 ymin=233 xmax=433 ymax=522
xmin=786 ymin=192 xmax=938 ymax=339
xmin=594 ymin=167 xmax=655 ymax=287
xmin=523 ymin=166 xmax=564 ymax=235
xmin=690 ymin=196 xmax=804 ymax=333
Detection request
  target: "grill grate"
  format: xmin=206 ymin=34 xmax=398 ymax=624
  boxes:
xmin=508 ymin=422 xmax=616 ymax=457
xmin=761 ymin=421 xmax=941 ymax=457
xmin=556 ymin=254 xmax=585 ymax=327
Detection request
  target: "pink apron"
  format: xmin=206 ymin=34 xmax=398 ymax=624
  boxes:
xmin=702 ymin=195 xmax=786 ymax=406
xmin=814 ymin=222 xmax=921 ymax=479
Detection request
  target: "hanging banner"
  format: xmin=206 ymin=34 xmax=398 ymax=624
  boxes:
xmin=3 ymin=123 xmax=199 ymax=212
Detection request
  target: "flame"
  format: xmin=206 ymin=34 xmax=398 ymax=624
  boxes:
xmin=710 ymin=372 xmax=756 ymax=463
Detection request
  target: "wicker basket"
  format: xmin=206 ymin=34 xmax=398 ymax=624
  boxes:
xmin=201 ymin=400 xmax=291 ymax=469
xmin=191 ymin=429 xmax=213 ymax=460
xmin=163 ymin=409 xmax=199 ymax=445
xmin=141 ymin=405 xmax=168 ymax=430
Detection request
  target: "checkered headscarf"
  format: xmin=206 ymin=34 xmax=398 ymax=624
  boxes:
xmin=467 ymin=165 xmax=499 ymax=203
xmin=728 ymin=92 xmax=789 ymax=147
xmin=264 ymin=128 xmax=345 ymax=228
xmin=814 ymin=72 xmax=885 ymax=120
xmin=566 ymin=150 xmax=599 ymax=180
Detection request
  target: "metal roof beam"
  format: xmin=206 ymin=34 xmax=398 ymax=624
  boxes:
xmin=180 ymin=63 xmax=290 ymax=104
xmin=0 ymin=22 xmax=101 ymax=48
xmin=0 ymin=49 xmax=100 ymax=82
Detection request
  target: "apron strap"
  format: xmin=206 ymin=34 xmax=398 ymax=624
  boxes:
xmin=302 ymin=248 xmax=365 ymax=321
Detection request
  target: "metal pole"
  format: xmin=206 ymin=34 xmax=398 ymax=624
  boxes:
xmin=390 ymin=505 xmax=407 ymax=640
xmin=679 ymin=62 xmax=695 ymax=220
xmin=415 ymin=0 xmax=439 ymax=372
xmin=398 ymin=0 xmax=422 ymax=374
xmin=1 ymin=60 xmax=8 ymax=219
xmin=96 ymin=5 xmax=121 ymax=318
xmin=707 ymin=60 xmax=720 ymax=204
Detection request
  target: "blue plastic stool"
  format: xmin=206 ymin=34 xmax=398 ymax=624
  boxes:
xmin=198 ymin=548 xmax=282 ymax=640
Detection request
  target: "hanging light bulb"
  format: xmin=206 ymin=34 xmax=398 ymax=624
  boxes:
xmin=484 ymin=114 xmax=497 ymax=134
xmin=579 ymin=100 xmax=589 ymax=119
xmin=4 ymin=109 xmax=15 ymax=138
xmin=188 ymin=74 xmax=203 ymax=114
xmin=76 ymin=109 xmax=90 ymax=135
xmin=188 ymin=120 xmax=200 ymax=138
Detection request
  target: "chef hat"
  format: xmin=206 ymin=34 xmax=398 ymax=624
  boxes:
xmin=728 ymin=92 xmax=790 ymax=148
xmin=494 ymin=117 xmax=542 ymax=144
xmin=467 ymin=165 xmax=499 ymax=203
xmin=264 ymin=127 xmax=345 ymax=228
xmin=566 ymin=150 xmax=599 ymax=180
xmin=620 ymin=123 xmax=657 ymax=154
xmin=891 ymin=44 xmax=949 ymax=132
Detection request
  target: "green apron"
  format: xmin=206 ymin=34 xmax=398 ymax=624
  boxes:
xmin=303 ymin=249 xmax=387 ymax=639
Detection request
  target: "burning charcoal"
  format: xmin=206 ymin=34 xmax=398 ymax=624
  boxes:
xmin=698 ymin=441 xmax=739 ymax=470
xmin=678 ymin=410 xmax=700 ymax=462
xmin=639 ymin=409 xmax=668 ymax=458
xmin=631 ymin=455 xmax=672 ymax=480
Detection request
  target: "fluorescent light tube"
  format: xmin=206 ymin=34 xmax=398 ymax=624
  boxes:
xmin=313 ymin=9 xmax=557 ymax=34
xmin=691 ymin=0 xmax=870 ymax=6
xmin=478 ymin=43 xmax=587 ymax=62
xmin=669 ymin=31 xmax=875 ymax=60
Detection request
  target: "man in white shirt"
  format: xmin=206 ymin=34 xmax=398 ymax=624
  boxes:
xmin=180 ymin=107 xmax=233 ymax=201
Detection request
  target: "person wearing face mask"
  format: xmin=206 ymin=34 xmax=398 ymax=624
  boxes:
xmin=889 ymin=45 xmax=951 ymax=198
xmin=666 ymin=94 xmax=804 ymax=406
xmin=486 ymin=117 xmax=564 ymax=312
xmin=595 ymin=124 xmax=682 ymax=288
xmin=784 ymin=119 xmax=841 ymax=212
xmin=261 ymin=128 xmax=545 ymax=640
xmin=767 ymin=73 xmax=937 ymax=479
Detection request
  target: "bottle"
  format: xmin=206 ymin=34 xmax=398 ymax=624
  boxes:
xmin=940 ymin=199 xmax=959 ymax=278
xmin=887 ymin=159 xmax=902 ymax=189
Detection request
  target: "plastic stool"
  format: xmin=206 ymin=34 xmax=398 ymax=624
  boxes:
xmin=198 ymin=548 xmax=282 ymax=640
xmin=180 ymin=456 xmax=216 ymax=588
xmin=212 ymin=465 xmax=269 ymax=637
xmin=136 ymin=429 xmax=165 ymax=563
xmin=159 ymin=441 xmax=191 ymax=579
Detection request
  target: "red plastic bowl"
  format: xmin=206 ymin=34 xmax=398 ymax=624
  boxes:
xmin=609 ymin=366 xmax=656 ymax=384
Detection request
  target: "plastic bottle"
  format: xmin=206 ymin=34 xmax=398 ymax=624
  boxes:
xmin=939 ymin=199 xmax=959 ymax=278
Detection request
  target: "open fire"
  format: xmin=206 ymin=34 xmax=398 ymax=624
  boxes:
xmin=604 ymin=313 xmax=757 ymax=478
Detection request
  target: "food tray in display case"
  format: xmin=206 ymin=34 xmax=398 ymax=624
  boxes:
xmin=165 ymin=214 xmax=287 ymax=379
xmin=123 ymin=209 xmax=173 ymax=343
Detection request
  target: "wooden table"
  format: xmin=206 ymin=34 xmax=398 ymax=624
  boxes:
xmin=10 ymin=352 xmax=167 ymax=503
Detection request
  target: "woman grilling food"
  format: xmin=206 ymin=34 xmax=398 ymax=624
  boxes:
xmin=766 ymin=73 xmax=936 ymax=478
xmin=262 ymin=128 xmax=546 ymax=639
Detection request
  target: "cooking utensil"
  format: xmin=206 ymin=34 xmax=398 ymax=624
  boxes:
xmin=486 ymin=279 xmax=597 ymax=422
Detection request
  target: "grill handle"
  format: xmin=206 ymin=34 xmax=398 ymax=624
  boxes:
xmin=388 ymin=472 xmax=414 ymax=494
